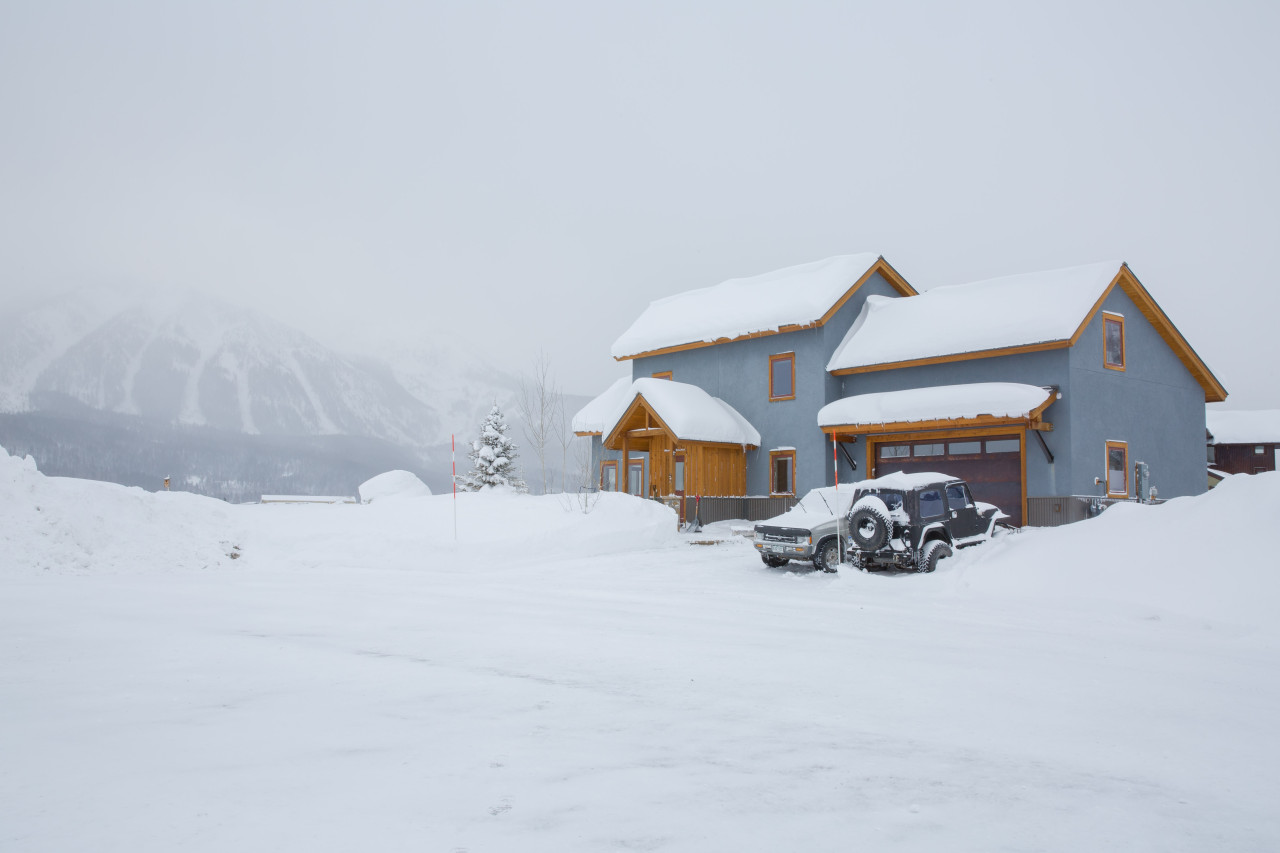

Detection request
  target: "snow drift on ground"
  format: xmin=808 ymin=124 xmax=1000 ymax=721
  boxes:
xmin=943 ymin=471 xmax=1280 ymax=629
xmin=3 ymin=446 xmax=1279 ymax=852
xmin=358 ymin=469 xmax=432 ymax=502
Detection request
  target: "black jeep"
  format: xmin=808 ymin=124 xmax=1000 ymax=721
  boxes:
xmin=846 ymin=474 xmax=1009 ymax=573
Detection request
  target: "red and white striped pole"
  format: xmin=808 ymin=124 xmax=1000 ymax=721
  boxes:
xmin=452 ymin=433 xmax=457 ymax=541
xmin=833 ymin=432 xmax=842 ymax=563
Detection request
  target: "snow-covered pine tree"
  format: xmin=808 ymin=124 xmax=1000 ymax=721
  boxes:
xmin=459 ymin=404 xmax=527 ymax=492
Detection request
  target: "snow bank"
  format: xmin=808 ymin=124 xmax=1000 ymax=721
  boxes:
xmin=1206 ymin=407 xmax=1280 ymax=444
xmin=944 ymin=471 xmax=1280 ymax=631
xmin=818 ymin=382 xmax=1052 ymax=428
xmin=611 ymin=253 xmax=882 ymax=358
xmin=827 ymin=260 xmax=1121 ymax=371
xmin=0 ymin=445 xmax=243 ymax=574
xmin=245 ymin=489 xmax=680 ymax=570
xmin=358 ymin=469 xmax=432 ymax=502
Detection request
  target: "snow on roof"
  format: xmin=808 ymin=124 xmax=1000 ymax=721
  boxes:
xmin=817 ymin=382 xmax=1053 ymax=428
xmin=611 ymin=253 xmax=884 ymax=359
xmin=571 ymin=376 xmax=633 ymax=434
xmin=827 ymin=260 xmax=1122 ymax=372
xmin=1206 ymin=409 xmax=1280 ymax=445
xmin=603 ymin=378 xmax=761 ymax=446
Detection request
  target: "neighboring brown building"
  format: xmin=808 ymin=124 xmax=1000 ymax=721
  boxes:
xmin=1206 ymin=409 xmax=1280 ymax=476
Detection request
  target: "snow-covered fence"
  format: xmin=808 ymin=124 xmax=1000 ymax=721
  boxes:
xmin=682 ymin=495 xmax=797 ymax=525
xmin=1025 ymin=495 xmax=1165 ymax=527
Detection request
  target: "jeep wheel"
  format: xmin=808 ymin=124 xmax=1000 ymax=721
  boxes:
xmin=918 ymin=539 xmax=952 ymax=573
xmin=761 ymin=554 xmax=789 ymax=568
xmin=850 ymin=504 xmax=892 ymax=551
xmin=812 ymin=537 xmax=841 ymax=573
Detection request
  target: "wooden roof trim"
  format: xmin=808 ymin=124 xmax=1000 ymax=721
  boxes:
xmin=602 ymin=394 xmax=678 ymax=449
xmin=601 ymin=393 xmax=761 ymax=449
xmin=614 ymin=257 xmax=914 ymax=362
xmin=1110 ymin=264 xmax=1228 ymax=403
xmin=573 ymin=430 xmax=602 ymax=437
xmin=821 ymin=412 xmax=1048 ymax=437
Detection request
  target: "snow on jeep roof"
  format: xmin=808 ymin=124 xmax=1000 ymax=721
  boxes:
xmin=859 ymin=471 xmax=958 ymax=490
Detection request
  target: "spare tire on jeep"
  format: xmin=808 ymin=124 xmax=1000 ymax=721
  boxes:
xmin=849 ymin=499 xmax=893 ymax=551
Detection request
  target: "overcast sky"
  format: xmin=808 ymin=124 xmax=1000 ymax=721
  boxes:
xmin=2 ymin=1 xmax=1277 ymax=406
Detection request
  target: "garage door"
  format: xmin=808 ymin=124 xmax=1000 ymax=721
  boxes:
xmin=873 ymin=432 xmax=1023 ymax=526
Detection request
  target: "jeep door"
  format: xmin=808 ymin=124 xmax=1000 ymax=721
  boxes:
xmin=945 ymin=482 xmax=986 ymax=539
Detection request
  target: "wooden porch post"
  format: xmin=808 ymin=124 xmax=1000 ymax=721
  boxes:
xmin=620 ymin=433 xmax=629 ymax=493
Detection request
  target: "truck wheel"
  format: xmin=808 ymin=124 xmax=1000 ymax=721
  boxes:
xmin=761 ymin=554 xmax=789 ymax=568
xmin=812 ymin=537 xmax=840 ymax=573
xmin=850 ymin=504 xmax=892 ymax=550
xmin=918 ymin=539 xmax=952 ymax=573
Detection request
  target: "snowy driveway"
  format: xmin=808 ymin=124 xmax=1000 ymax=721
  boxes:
xmin=3 ymin=519 xmax=1278 ymax=852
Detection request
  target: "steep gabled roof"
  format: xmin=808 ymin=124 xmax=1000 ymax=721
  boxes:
xmin=610 ymin=254 xmax=915 ymax=361
xmin=826 ymin=261 xmax=1227 ymax=403
xmin=571 ymin=376 xmax=633 ymax=435
xmin=601 ymin=378 xmax=760 ymax=448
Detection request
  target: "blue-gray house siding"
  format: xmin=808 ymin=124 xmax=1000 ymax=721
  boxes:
xmin=628 ymin=271 xmax=904 ymax=496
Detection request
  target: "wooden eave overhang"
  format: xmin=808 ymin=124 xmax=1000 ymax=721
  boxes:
xmin=602 ymin=393 xmax=759 ymax=450
xmin=573 ymin=430 xmax=602 ymax=437
xmin=828 ymin=265 xmax=1228 ymax=404
xmin=821 ymin=394 xmax=1057 ymax=438
xmin=614 ymin=257 xmax=916 ymax=362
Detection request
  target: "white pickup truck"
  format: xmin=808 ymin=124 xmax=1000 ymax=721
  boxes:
xmin=752 ymin=487 xmax=857 ymax=573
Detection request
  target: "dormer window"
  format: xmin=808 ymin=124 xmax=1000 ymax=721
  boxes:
xmin=1103 ymin=313 xmax=1125 ymax=371
xmin=769 ymin=353 xmax=795 ymax=401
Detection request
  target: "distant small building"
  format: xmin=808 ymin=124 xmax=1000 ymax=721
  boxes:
xmin=259 ymin=495 xmax=358 ymax=504
xmin=1206 ymin=410 xmax=1280 ymax=476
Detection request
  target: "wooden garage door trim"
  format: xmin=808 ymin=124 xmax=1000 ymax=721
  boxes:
xmin=863 ymin=426 xmax=1027 ymax=527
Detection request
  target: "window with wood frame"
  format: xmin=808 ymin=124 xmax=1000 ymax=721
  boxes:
xmin=600 ymin=460 xmax=618 ymax=491
xmin=628 ymin=459 xmax=645 ymax=496
xmin=769 ymin=353 xmax=795 ymax=401
xmin=770 ymin=449 xmax=796 ymax=495
xmin=652 ymin=371 xmax=673 ymax=380
xmin=1105 ymin=441 xmax=1129 ymax=497
xmin=1103 ymin=312 xmax=1126 ymax=371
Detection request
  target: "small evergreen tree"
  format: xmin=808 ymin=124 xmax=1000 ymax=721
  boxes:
xmin=459 ymin=404 xmax=526 ymax=492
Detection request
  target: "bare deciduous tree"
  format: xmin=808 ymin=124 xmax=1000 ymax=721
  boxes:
xmin=516 ymin=350 xmax=557 ymax=495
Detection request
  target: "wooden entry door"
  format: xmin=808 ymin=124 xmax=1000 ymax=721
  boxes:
xmin=673 ymin=452 xmax=686 ymax=522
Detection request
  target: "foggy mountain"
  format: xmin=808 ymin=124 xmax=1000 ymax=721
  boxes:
xmin=0 ymin=288 xmax=589 ymax=500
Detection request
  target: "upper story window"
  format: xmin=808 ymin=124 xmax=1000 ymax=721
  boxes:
xmin=1103 ymin=312 xmax=1126 ymax=371
xmin=769 ymin=353 xmax=795 ymax=401
xmin=652 ymin=371 xmax=673 ymax=380
xmin=1106 ymin=441 xmax=1129 ymax=497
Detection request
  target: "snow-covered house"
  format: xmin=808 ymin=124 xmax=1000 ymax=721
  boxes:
xmin=1206 ymin=409 xmax=1280 ymax=476
xmin=574 ymin=255 xmax=1227 ymax=526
